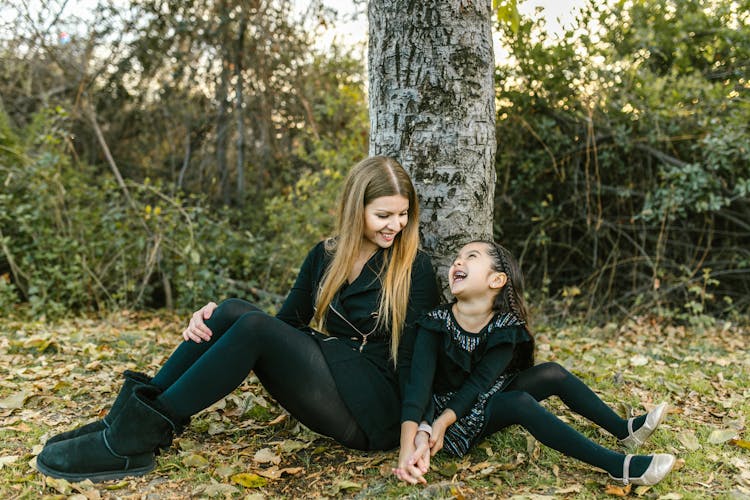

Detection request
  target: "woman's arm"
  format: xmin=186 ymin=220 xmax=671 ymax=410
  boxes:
xmin=397 ymin=252 xmax=441 ymax=395
xmin=395 ymin=327 xmax=440 ymax=484
xmin=275 ymin=243 xmax=325 ymax=328
xmin=393 ymin=421 xmax=429 ymax=484
xmin=400 ymin=328 xmax=440 ymax=424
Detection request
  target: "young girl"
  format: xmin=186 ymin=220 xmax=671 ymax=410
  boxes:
xmin=37 ymin=156 xmax=441 ymax=483
xmin=394 ymin=241 xmax=674 ymax=487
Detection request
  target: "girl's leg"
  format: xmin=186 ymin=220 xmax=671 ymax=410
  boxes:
xmin=478 ymin=390 xmax=652 ymax=477
xmin=151 ymin=299 xmax=262 ymax=390
xmin=157 ymin=310 xmax=368 ymax=449
xmin=504 ymin=362 xmax=645 ymax=439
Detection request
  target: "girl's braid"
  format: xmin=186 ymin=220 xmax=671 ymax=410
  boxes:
xmin=497 ymin=249 xmax=522 ymax=321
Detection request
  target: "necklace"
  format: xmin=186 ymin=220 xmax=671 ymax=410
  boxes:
xmin=328 ymin=303 xmax=378 ymax=352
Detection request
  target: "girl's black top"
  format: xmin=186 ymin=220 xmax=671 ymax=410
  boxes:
xmin=276 ymin=240 xmax=441 ymax=450
xmin=401 ymin=303 xmax=533 ymax=425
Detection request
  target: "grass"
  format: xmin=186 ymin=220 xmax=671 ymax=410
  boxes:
xmin=1 ymin=311 xmax=749 ymax=499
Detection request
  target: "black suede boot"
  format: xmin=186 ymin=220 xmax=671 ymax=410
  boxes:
xmin=45 ymin=370 xmax=153 ymax=446
xmin=36 ymin=386 xmax=180 ymax=483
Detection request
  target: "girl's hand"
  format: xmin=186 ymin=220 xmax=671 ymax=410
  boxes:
xmin=429 ymin=410 xmax=456 ymax=456
xmin=429 ymin=420 xmax=446 ymax=456
xmin=182 ymin=302 xmax=217 ymax=343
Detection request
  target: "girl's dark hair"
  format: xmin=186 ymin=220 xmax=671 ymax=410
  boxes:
xmin=471 ymin=240 xmax=534 ymax=369
xmin=471 ymin=240 xmax=530 ymax=326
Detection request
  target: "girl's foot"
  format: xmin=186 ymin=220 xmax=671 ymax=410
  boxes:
xmin=620 ymin=402 xmax=668 ymax=449
xmin=609 ymin=453 xmax=675 ymax=486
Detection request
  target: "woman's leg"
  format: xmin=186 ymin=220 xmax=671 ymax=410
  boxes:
xmin=504 ymin=362 xmax=645 ymax=439
xmin=478 ymin=390 xmax=652 ymax=477
xmin=157 ymin=310 xmax=368 ymax=449
xmin=151 ymin=299 xmax=262 ymax=390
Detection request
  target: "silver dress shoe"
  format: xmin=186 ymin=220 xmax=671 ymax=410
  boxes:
xmin=621 ymin=402 xmax=668 ymax=449
xmin=610 ymin=453 xmax=676 ymax=486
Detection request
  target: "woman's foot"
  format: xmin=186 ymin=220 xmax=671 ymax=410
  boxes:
xmin=609 ymin=453 xmax=675 ymax=486
xmin=620 ymin=402 xmax=668 ymax=449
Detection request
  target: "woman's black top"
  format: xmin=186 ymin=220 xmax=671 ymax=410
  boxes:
xmin=276 ymin=240 xmax=440 ymax=450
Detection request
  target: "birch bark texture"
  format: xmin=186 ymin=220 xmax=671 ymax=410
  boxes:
xmin=368 ymin=0 xmax=497 ymax=285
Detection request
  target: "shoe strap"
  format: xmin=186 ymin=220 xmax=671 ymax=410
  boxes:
xmin=622 ymin=454 xmax=633 ymax=485
xmin=627 ymin=417 xmax=635 ymax=437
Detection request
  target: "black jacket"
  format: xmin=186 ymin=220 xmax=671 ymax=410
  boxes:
xmin=276 ymin=240 xmax=440 ymax=450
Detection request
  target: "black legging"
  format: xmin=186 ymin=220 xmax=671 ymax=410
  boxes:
xmin=479 ymin=362 xmax=650 ymax=477
xmin=150 ymin=299 xmax=368 ymax=450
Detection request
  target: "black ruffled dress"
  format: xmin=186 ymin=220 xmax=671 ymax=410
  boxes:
xmin=401 ymin=304 xmax=534 ymax=456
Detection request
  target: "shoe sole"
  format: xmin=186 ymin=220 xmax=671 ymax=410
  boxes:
xmin=35 ymin=457 xmax=154 ymax=483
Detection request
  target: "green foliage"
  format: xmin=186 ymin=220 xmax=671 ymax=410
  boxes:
xmin=0 ymin=105 xmax=262 ymax=316
xmin=495 ymin=0 xmax=750 ymax=319
xmin=0 ymin=2 xmax=369 ymax=318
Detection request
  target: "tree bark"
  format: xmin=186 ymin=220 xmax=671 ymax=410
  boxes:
xmin=369 ymin=0 xmax=497 ymax=288
xmin=235 ymin=9 xmax=247 ymax=206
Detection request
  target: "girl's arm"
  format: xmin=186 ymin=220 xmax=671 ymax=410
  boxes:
xmin=428 ymin=345 xmax=513 ymax=454
xmin=444 ymin=344 xmax=514 ymax=420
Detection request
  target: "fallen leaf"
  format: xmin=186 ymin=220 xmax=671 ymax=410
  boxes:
xmin=0 ymin=390 xmax=30 ymax=409
xmin=45 ymin=477 xmax=73 ymax=495
xmin=677 ymin=430 xmax=701 ymax=451
xmin=214 ymin=464 xmax=235 ymax=478
xmin=266 ymin=413 xmax=288 ymax=426
xmin=630 ymin=354 xmax=649 ymax=366
xmin=426 ymin=481 xmax=467 ymax=499
xmin=708 ymin=428 xmax=738 ymax=444
xmin=0 ymin=455 xmax=19 ymax=468
xmin=279 ymin=439 xmax=308 ymax=453
xmin=333 ymin=479 xmax=361 ymax=491
xmin=256 ymin=466 xmax=304 ymax=480
xmin=730 ymin=439 xmax=750 ymax=450
xmin=656 ymin=493 xmax=683 ymax=499
xmin=231 ymin=472 xmax=267 ymax=488
xmin=207 ymin=421 xmax=226 ymax=435
xmin=604 ymin=483 xmax=632 ymax=496
xmin=182 ymin=453 xmax=209 ymax=468
xmin=200 ymin=482 xmax=240 ymax=497
xmin=253 ymin=447 xmax=281 ymax=465
xmin=555 ymin=484 xmax=583 ymax=494
xmin=435 ymin=461 xmax=458 ymax=477
xmin=102 ymin=480 xmax=129 ymax=490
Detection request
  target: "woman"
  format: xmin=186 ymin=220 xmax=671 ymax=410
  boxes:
xmin=37 ymin=156 xmax=441 ymax=483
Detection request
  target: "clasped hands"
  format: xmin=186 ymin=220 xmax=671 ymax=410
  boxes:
xmin=392 ymin=415 xmax=450 ymax=485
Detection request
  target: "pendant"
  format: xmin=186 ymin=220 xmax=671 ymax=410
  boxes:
xmin=359 ymin=338 xmax=367 ymax=352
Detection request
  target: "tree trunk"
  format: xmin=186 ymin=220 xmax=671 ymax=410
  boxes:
xmin=368 ymin=0 xmax=497 ymax=288
xmin=216 ymin=0 xmax=231 ymax=206
xmin=235 ymin=10 xmax=247 ymax=206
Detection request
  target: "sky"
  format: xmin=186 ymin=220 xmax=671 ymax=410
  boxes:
xmin=32 ymin=0 xmax=588 ymax=60
xmin=44 ymin=0 xmax=585 ymax=46
xmin=302 ymin=0 xmax=587 ymax=58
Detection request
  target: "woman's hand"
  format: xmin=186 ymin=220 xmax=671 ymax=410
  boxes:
xmin=393 ymin=422 xmax=427 ymax=485
xmin=408 ymin=430 xmax=431 ymax=475
xmin=182 ymin=302 xmax=217 ymax=343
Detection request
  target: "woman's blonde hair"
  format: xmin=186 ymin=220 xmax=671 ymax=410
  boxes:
xmin=313 ymin=156 xmax=420 ymax=362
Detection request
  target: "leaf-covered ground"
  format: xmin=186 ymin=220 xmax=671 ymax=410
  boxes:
xmin=1 ymin=312 xmax=749 ymax=499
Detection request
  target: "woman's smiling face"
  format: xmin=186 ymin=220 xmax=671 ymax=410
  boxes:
xmin=361 ymin=195 xmax=410 ymax=252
